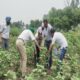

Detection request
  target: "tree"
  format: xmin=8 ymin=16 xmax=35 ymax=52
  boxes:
xmin=64 ymin=0 xmax=71 ymax=7
xmin=71 ymin=0 xmax=80 ymax=8
xmin=29 ymin=20 xmax=42 ymax=32
xmin=11 ymin=21 xmax=24 ymax=28
xmin=65 ymin=0 xmax=80 ymax=8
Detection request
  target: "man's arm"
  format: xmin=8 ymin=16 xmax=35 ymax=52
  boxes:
xmin=46 ymin=43 xmax=54 ymax=55
xmin=34 ymin=40 xmax=40 ymax=50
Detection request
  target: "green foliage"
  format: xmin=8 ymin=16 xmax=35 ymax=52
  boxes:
xmin=70 ymin=0 xmax=80 ymax=8
xmin=29 ymin=20 xmax=42 ymax=32
xmin=43 ymin=7 xmax=80 ymax=31
xmin=4 ymin=70 xmax=17 ymax=80
xmin=10 ymin=27 xmax=22 ymax=36
xmin=0 ymin=27 xmax=80 ymax=79
xmin=26 ymin=64 xmax=47 ymax=80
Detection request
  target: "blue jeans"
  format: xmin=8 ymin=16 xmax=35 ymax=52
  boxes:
xmin=56 ymin=47 xmax=67 ymax=71
xmin=2 ymin=38 xmax=9 ymax=49
xmin=44 ymin=40 xmax=52 ymax=69
xmin=60 ymin=47 xmax=67 ymax=61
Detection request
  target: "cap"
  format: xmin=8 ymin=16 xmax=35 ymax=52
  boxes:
xmin=29 ymin=27 xmax=35 ymax=33
xmin=5 ymin=17 xmax=11 ymax=22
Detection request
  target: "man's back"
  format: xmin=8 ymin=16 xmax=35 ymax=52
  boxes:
xmin=52 ymin=32 xmax=68 ymax=49
xmin=18 ymin=29 xmax=35 ymax=41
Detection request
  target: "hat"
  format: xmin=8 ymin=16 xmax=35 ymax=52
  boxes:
xmin=5 ymin=17 xmax=11 ymax=22
xmin=29 ymin=27 xmax=35 ymax=33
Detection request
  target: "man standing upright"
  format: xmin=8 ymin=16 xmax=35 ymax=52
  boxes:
xmin=0 ymin=17 xmax=11 ymax=49
xmin=37 ymin=19 xmax=53 ymax=69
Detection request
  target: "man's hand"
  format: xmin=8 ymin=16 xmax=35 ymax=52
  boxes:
xmin=45 ymin=51 xmax=48 ymax=56
xmin=39 ymin=47 xmax=44 ymax=50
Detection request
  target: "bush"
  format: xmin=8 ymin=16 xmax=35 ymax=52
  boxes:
xmin=0 ymin=27 xmax=80 ymax=80
xmin=10 ymin=27 xmax=22 ymax=36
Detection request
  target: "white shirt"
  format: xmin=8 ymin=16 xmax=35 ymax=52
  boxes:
xmin=51 ymin=32 xmax=68 ymax=49
xmin=0 ymin=25 xmax=10 ymax=39
xmin=37 ymin=23 xmax=52 ymax=40
xmin=35 ymin=32 xmax=38 ymax=39
xmin=18 ymin=29 xmax=35 ymax=41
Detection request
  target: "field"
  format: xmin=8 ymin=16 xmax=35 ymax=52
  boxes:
xmin=0 ymin=27 xmax=80 ymax=80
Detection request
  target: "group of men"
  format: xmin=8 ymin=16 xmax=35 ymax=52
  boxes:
xmin=16 ymin=19 xmax=68 ymax=78
xmin=0 ymin=17 xmax=68 ymax=79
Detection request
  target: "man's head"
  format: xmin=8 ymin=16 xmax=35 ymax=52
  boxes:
xmin=43 ymin=19 xmax=48 ymax=28
xmin=50 ymin=28 xmax=55 ymax=37
xmin=5 ymin=17 xmax=11 ymax=25
xmin=38 ymin=32 xmax=42 ymax=37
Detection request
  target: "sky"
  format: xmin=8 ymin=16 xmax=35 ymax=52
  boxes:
xmin=0 ymin=0 xmax=66 ymax=24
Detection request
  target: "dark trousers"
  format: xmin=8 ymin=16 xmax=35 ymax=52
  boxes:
xmin=44 ymin=40 xmax=52 ymax=69
xmin=2 ymin=38 xmax=9 ymax=49
xmin=34 ymin=45 xmax=40 ymax=66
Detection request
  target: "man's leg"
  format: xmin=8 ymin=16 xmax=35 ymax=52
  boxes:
xmin=48 ymin=51 xmax=52 ymax=69
xmin=44 ymin=40 xmax=52 ymax=69
xmin=36 ymin=46 xmax=40 ymax=63
xmin=60 ymin=48 xmax=67 ymax=61
xmin=16 ymin=39 xmax=27 ymax=77
xmin=47 ymin=40 xmax=52 ymax=69
xmin=2 ymin=38 xmax=5 ymax=49
xmin=34 ymin=45 xmax=40 ymax=67
xmin=56 ymin=48 xmax=67 ymax=72
xmin=5 ymin=39 xmax=9 ymax=49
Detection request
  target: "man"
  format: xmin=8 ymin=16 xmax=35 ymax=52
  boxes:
xmin=0 ymin=17 xmax=11 ymax=49
xmin=16 ymin=29 xmax=40 ymax=78
xmin=47 ymin=28 xmax=68 ymax=61
xmin=37 ymin=19 xmax=53 ymax=69
xmin=34 ymin=31 xmax=43 ymax=66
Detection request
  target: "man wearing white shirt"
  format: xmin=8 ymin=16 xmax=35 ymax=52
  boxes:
xmin=0 ymin=17 xmax=11 ymax=49
xmin=47 ymin=28 xmax=68 ymax=61
xmin=37 ymin=19 xmax=53 ymax=69
xmin=16 ymin=29 xmax=40 ymax=78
